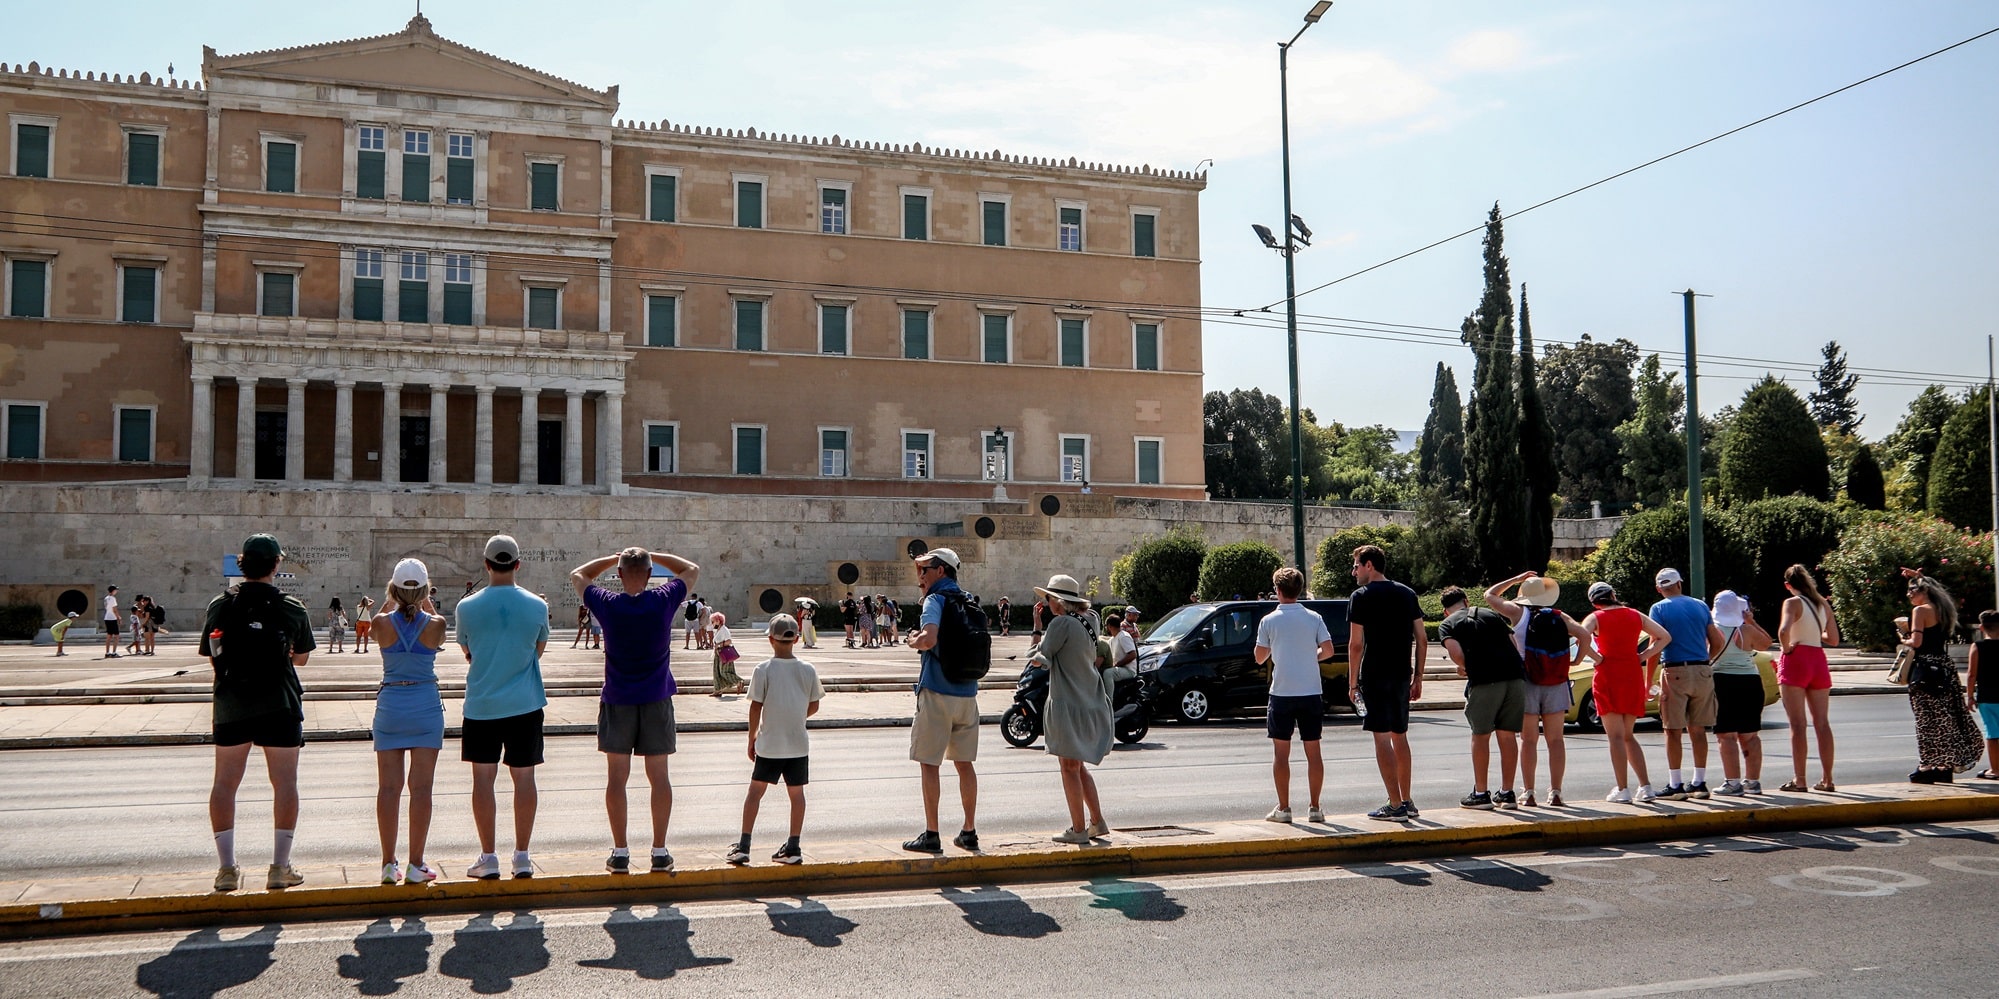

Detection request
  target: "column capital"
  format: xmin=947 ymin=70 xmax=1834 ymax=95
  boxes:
xmin=334 ymin=378 xmax=357 ymax=389
xmin=285 ymin=377 xmax=309 ymax=388
xmin=565 ymin=387 xmax=586 ymax=399
xmin=475 ymin=384 xmax=497 ymax=397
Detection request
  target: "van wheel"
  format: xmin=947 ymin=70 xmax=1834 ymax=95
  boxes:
xmin=1174 ymin=687 xmax=1213 ymax=724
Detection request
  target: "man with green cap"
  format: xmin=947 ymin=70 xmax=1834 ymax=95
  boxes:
xmin=199 ymin=533 xmax=316 ymax=892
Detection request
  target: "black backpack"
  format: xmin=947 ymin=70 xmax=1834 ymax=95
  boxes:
xmin=211 ymin=586 xmax=296 ymax=689
xmin=935 ymin=591 xmax=992 ymax=684
xmin=1522 ymin=606 xmax=1574 ymax=686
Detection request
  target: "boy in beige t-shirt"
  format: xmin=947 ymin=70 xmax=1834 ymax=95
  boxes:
xmin=728 ymin=613 xmax=824 ymax=866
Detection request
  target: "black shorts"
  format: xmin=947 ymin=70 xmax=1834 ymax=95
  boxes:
xmin=1710 ymin=673 xmax=1766 ymax=735
xmin=462 ymin=709 xmax=546 ymax=767
xmin=1266 ymin=694 xmax=1324 ymax=741
xmin=1361 ymin=670 xmax=1413 ymax=734
xmin=751 ymin=755 xmax=810 ymax=786
xmin=214 ymin=710 xmax=305 ymax=749
xmin=102 ymin=618 xmax=120 ymax=636
xmin=597 ymin=699 xmax=677 ymax=756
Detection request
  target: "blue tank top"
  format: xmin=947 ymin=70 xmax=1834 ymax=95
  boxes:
xmin=380 ymin=611 xmax=439 ymax=685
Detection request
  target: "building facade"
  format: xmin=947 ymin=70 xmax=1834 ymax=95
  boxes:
xmin=0 ymin=16 xmax=1207 ymax=500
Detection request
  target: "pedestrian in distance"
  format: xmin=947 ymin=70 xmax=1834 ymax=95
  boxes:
xmin=101 ymin=584 xmax=121 ymax=658
xmin=1966 ymin=610 xmax=1999 ymax=781
xmin=50 ymin=611 xmax=79 ymax=656
xmin=841 ymin=591 xmax=858 ymax=648
xmin=326 ymin=597 xmax=348 ymax=653
xmin=200 ymin=534 xmax=315 ymax=892
xmin=1776 ymin=564 xmax=1840 ymax=792
xmin=571 ymin=546 xmax=699 ymax=874
xmin=904 ymin=547 xmax=985 ymax=854
xmin=370 ymin=558 xmax=447 ymax=885
xmin=728 ymin=613 xmax=824 ymax=866
xmin=1709 ymin=590 xmax=1772 ymax=796
xmin=995 ymin=595 xmax=1012 ymax=637
xmin=353 ymin=595 xmax=375 ymax=654
xmin=1032 ymin=573 xmax=1113 ymax=844
xmin=127 ymin=597 xmax=145 ymax=655
xmin=1348 ymin=545 xmax=1427 ymax=822
xmin=1254 ymin=567 xmax=1334 ymax=824
xmin=144 ymin=597 xmax=167 ymax=656
xmin=1484 ymin=573 xmax=1595 ymax=807
xmin=1581 ymin=581 xmax=1675 ymax=803
xmin=683 ymin=595 xmax=701 ymax=650
xmin=572 ymin=604 xmax=591 ymax=649
xmin=795 ymin=597 xmax=820 ymax=649
xmin=1650 ymin=568 xmax=1726 ymax=800
xmin=1439 ymin=586 xmax=1526 ymax=810
xmin=456 ymin=537 xmax=551 ymax=880
xmin=710 ymin=611 xmax=746 ymax=696
xmin=1900 ymin=571 xmax=1983 ymax=783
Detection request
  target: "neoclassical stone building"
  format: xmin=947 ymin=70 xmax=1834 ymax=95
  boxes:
xmin=0 ymin=16 xmax=1207 ymax=500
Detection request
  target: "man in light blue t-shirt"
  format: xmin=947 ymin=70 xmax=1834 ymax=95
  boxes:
xmin=454 ymin=534 xmax=550 ymax=879
xmin=1649 ymin=567 xmax=1725 ymax=802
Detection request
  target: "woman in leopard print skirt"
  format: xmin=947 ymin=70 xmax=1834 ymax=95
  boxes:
xmin=1902 ymin=573 xmax=1983 ymax=783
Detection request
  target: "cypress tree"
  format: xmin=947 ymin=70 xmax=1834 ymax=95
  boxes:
xmin=1517 ymin=287 xmax=1557 ymax=571
xmin=1717 ymin=376 xmax=1832 ymax=503
xmin=1417 ymin=362 xmax=1467 ymax=497
xmin=1463 ymin=204 xmax=1527 ymax=578
xmin=1845 ymin=444 xmax=1886 ymax=510
xmin=1928 ymin=387 xmax=1994 ymax=529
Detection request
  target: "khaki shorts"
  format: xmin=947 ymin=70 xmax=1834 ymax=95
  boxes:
xmin=1660 ymin=663 xmax=1717 ymax=730
xmin=910 ymin=687 xmax=979 ymax=766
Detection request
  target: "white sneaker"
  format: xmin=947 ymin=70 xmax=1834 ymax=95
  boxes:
xmin=512 ymin=852 xmax=535 ymax=878
xmin=379 ymin=861 xmax=401 ymax=885
xmin=1265 ymin=806 xmax=1293 ymax=823
xmin=1606 ymin=787 xmax=1633 ymax=804
xmin=405 ymin=863 xmax=440 ymax=884
xmin=466 ymin=854 xmax=501 ymax=880
xmin=1744 ymin=779 xmax=1764 ymax=795
xmin=1307 ymin=806 xmax=1326 ymax=823
xmin=1635 ymin=784 xmax=1659 ymax=803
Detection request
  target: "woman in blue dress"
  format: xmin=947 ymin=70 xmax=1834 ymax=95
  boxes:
xmin=372 ymin=558 xmax=447 ymax=885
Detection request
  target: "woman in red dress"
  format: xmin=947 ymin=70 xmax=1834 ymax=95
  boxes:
xmin=1582 ymin=581 xmax=1676 ymax=804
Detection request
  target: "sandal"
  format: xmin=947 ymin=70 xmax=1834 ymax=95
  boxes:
xmin=1813 ymin=780 xmax=1836 ymax=792
xmin=1779 ymin=780 xmax=1808 ymax=792
xmin=1976 ymin=770 xmax=1999 ymax=781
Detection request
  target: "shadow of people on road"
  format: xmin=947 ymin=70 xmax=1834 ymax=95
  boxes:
xmin=764 ymin=897 xmax=859 ymax=947
xmin=577 ymin=905 xmax=732 ymax=980
xmin=135 ymin=923 xmax=282 ymax=999
xmin=437 ymin=912 xmax=550 ymax=994
xmin=335 ymin=916 xmax=432 ymax=995
xmin=1342 ymin=862 xmax=1433 ymax=887
xmin=939 ymin=886 xmax=1062 ymax=938
xmin=1438 ymin=859 xmax=1556 ymax=892
xmin=1083 ymin=879 xmax=1188 ymax=921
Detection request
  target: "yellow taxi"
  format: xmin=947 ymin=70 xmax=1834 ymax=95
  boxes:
xmin=1566 ymin=651 xmax=1780 ymax=730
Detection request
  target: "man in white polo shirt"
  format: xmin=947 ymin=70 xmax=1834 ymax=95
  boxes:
xmin=1253 ymin=567 xmax=1335 ymax=823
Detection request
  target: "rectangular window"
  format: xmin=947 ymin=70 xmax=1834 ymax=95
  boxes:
xmin=1137 ymin=438 xmax=1163 ymax=484
xmin=126 ymin=133 xmax=159 ymax=186
xmin=1133 ymin=212 xmax=1157 ymax=257
xmin=526 ymin=287 xmax=558 ymax=329
xmin=734 ymin=426 xmax=764 ymax=475
xmin=1134 ymin=322 xmax=1160 ymax=371
xmin=14 ymin=123 xmax=50 ymax=178
xmin=353 ymin=249 xmax=384 ymax=321
xmin=116 ymin=407 xmax=153 ymax=462
xmin=265 ymin=140 xmax=296 ymax=193
xmin=442 ymin=253 xmax=473 ymax=326
xmin=445 ymin=133 xmax=473 ymax=204
xmin=259 ymin=272 xmax=295 ymax=318
xmin=401 ymin=130 xmax=430 ymax=202
xmin=820 ymin=303 xmax=849 ymax=355
xmin=645 ymin=423 xmax=676 ymax=473
xmin=736 ymin=180 xmax=763 ymax=229
xmin=820 ymin=429 xmax=848 ymax=477
xmin=120 ymin=266 xmax=157 ymax=323
xmin=8 ymin=260 xmax=47 ymax=318
xmin=982 ymin=431 xmax=1012 ymax=481
xmin=4 ymin=403 xmax=42 ymax=459
xmin=398 ymin=251 xmax=429 ymax=323
xmin=820 ymin=187 xmax=847 ymax=234
xmin=734 ymin=299 xmax=765 ymax=351
xmin=648 ymin=173 xmax=676 ymax=222
xmin=902 ymin=309 xmax=930 ymax=360
xmin=1060 ymin=436 xmax=1089 ymax=482
xmin=1059 ymin=205 xmax=1083 ymax=251
xmin=529 ymin=162 xmax=558 ymax=210
xmin=903 ymin=193 xmax=928 ymax=240
xmin=982 ymin=200 xmax=1008 ymax=246
xmin=982 ymin=313 xmax=1010 ymax=364
xmin=903 ymin=431 xmax=931 ymax=479
xmin=1060 ymin=317 xmax=1086 ymax=367
xmin=356 ymin=126 xmax=386 ymax=200
xmin=645 ymin=294 xmax=677 ymax=347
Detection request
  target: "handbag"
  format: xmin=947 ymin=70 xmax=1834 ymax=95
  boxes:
xmin=1909 ymin=652 xmax=1954 ymax=694
xmin=1886 ymin=646 xmax=1913 ymax=686
xmin=717 ymin=643 xmax=740 ymax=664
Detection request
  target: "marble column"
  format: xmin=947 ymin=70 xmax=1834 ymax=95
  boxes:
xmin=429 ymin=385 xmax=449 ymax=484
xmin=235 ymin=377 xmax=256 ymax=480
xmin=189 ymin=375 xmax=213 ymax=483
xmin=602 ymin=390 xmax=625 ymax=495
xmin=333 ymin=380 xmax=355 ymax=482
xmin=284 ymin=379 xmax=307 ymax=483
xmin=518 ymin=387 xmax=539 ymax=485
xmin=380 ymin=382 xmax=401 ymax=484
xmin=474 ymin=385 xmax=495 ymax=485
xmin=563 ymin=388 xmax=584 ymax=487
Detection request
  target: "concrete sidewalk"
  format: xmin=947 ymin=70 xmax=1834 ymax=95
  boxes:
xmin=6 ymin=780 xmax=1995 ymax=940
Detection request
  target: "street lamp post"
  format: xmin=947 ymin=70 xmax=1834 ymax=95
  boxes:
xmin=990 ymin=425 xmax=1009 ymax=502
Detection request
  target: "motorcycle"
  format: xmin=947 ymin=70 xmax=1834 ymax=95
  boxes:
xmin=1000 ymin=660 xmax=1151 ymax=748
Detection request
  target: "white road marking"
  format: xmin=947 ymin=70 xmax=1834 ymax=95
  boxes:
xmin=1515 ymin=968 xmax=1818 ymax=998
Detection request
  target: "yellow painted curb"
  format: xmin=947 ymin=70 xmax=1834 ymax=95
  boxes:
xmin=6 ymin=785 xmax=1997 ymax=940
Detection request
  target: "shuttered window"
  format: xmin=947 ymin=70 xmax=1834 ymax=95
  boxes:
xmin=353 ymin=249 xmax=384 ymax=321
xmin=648 ymin=174 xmax=676 ymax=222
xmin=982 ymin=314 xmax=1009 ymax=363
xmin=264 ymin=141 xmax=296 ymax=193
xmin=5 ymin=404 xmax=41 ymax=459
xmin=14 ymin=124 xmax=49 ymax=178
xmin=1137 ymin=439 xmax=1162 ymax=484
xmin=735 ymin=426 xmax=764 ymax=475
xmin=398 ymin=252 xmax=428 ymax=323
xmin=121 ymin=266 xmax=157 ymax=323
xmin=1060 ymin=318 xmax=1086 ymax=367
xmin=1059 ymin=206 xmax=1083 ymax=251
xmin=8 ymin=260 xmax=47 ymax=318
xmin=646 ymin=295 xmax=677 ymax=347
xmin=442 ymin=254 xmax=473 ymax=326
xmin=126 ymin=133 xmax=159 ymax=186
xmin=529 ymin=162 xmax=558 ymax=210
xmin=401 ymin=134 xmax=430 ymax=203
xmin=1133 ymin=213 xmax=1157 ymax=257
xmin=356 ymin=126 xmax=385 ymax=200
xmin=735 ymin=300 xmax=764 ymax=351
xmin=902 ymin=309 xmax=930 ymax=360
xmin=117 ymin=408 xmax=152 ymax=462
xmin=260 ymin=272 xmax=294 ymax=317
xmin=527 ymin=287 xmax=558 ymax=329
xmin=445 ymin=133 xmax=474 ymax=204
xmin=820 ymin=304 xmax=848 ymax=355
xmin=645 ymin=424 xmax=676 ymax=473
xmin=982 ymin=201 xmax=1007 ymax=246
xmin=736 ymin=181 xmax=763 ymax=228
xmin=1134 ymin=323 xmax=1160 ymax=371
xmin=902 ymin=194 xmax=928 ymax=240
xmin=820 ymin=188 xmax=846 ymax=233
xmin=820 ymin=429 xmax=848 ymax=477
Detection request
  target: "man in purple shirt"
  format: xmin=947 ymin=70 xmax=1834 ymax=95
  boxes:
xmin=570 ymin=546 xmax=699 ymax=874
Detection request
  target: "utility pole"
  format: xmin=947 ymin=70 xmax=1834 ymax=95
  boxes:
xmin=1681 ymin=290 xmax=1708 ymax=599
xmin=1988 ymin=336 xmax=1996 ymax=606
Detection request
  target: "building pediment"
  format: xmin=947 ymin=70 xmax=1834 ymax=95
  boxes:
xmin=202 ymin=15 xmax=618 ymax=111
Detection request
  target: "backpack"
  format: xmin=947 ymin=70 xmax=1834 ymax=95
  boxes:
xmin=210 ymin=586 xmax=296 ymax=690
xmin=1521 ymin=606 xmax=1574 ymax=686
xmin=934 ymin=591 xmax=992 ymax=684
xmin=685 ymin=601 xmax=698 ymax=622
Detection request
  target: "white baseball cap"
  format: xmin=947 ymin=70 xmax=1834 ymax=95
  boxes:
xmin=1655 ymin=567 xmax=1683 ymax=587
xmin=391 ymin=557 xmax=430 ymax=590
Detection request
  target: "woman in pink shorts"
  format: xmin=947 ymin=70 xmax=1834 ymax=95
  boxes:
xmin=1776 ymin=564 xmax=1840 ymax=792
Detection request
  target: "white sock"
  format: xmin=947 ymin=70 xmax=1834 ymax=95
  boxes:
xmin=215 ymin=829 xmax=236 ymax=867
xmin=1669 ymin=769 xmax=1683 ymax=785
xmin=1694 ymin=768 xmax=1707 ymax=784
xmin=513 ymin=849 xmax=531 ymax=866
xmin=273 ymin=829 xmax=294 ymax=867
xmin=652 ymin=846 xmax=671 ymax=857
xmin=610 ymin=847 xmax=629 ymax=858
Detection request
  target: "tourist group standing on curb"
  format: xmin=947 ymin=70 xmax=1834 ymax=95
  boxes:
xmin=190 ymin=530 xmax=1997 ymax=892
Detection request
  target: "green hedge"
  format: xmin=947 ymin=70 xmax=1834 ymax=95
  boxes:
xmin=1197 ymin=540 xmax=1286 ymax=602
xmin=1311 ymin=523 xmax=1408 ymax=598
xmin=1824 ymin=514 xmax=1996 ymax=651
xmin=0 ymin=604 xmax=42 ymax=640
xmin=1726 ymin=496 xmax=1847 ymax=614
xmin=1115 ymin=528 xmax=1207 ymax=618
xmin=1593 ymin=504 xmax=1755 ymax=608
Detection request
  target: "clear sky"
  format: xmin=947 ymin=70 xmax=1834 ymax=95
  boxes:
xmin=13 ymin=1 xmax=1996 ymax=439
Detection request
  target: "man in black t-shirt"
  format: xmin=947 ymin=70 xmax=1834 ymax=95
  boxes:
xmin=1348 ymin=544 xmax=1426 ymax=822
xmin=840 ymin=593 xmax=859 ymax=648
xmin=1439 ymin=587 xmax=1527 ymax=811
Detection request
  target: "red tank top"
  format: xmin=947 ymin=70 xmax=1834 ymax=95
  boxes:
xmin=1592 ymin=606 xmax=1645 ymax=670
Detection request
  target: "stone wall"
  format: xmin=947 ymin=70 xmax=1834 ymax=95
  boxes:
xmin=1551 ymin=515 xmax=1626 ymax=563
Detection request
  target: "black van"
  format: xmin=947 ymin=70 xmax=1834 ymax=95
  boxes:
xmin=1135 ymin=600 xmax=1352 ymax=723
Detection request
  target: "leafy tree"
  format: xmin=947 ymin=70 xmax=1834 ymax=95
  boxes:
xmin=1401 ymin=486 xmax=1480 ymax=592
xmin=1928 ymin=387 xmax=1994 ymax=529
xmin=1846 ymin=444 xmax=1886 ymax=510
xmin=1316 ymin=423 xmax=1415 ymax=506
xmin=1594 ymin=503 xmax=1754 ymax=606
xmin=1825 ymin=512 xmax=1995 ymax=649
xmin=1517 ymin=287 xmax=1557 ymax=571
xmin=1883 ymin=385 xmax=1955 ymax=510
xmin=1416 ymin=363 xmax=1466 ymax=497
xmin=1808 ymin=340 xmax=1863 ymax=435
xmin=1540 ymin=334 xmax=1639 ymax=514
xmin=1462 ymin=204 xmax=1526 ymax=577
xmin=1202 ymin=388 xmax=1286 ymax=499
xmin=1718 ymin=376 xmax=1831 ymax=502
xmin=1615 ymin=354 xmax=1686 ymax=507
xmin=1724 ymin=496 xmax=1846 ymax=614
xmin=1197 ymin=541 xmax=1286 ymax=601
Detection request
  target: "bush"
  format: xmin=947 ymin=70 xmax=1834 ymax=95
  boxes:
xmin=1543 ymin=555 xmax=1602 ymax=621
xmin=1117 ymin=528 xmax=1207 ymax=619
xmin=1719 ymin=377 xmax=1831 ymax=503
xmin=0 ymin=604 xmax=40 ymax=640
xmin=1724 ymin=496 xmax=1846 ymax=615
xmin=1927 ymin=388 xmax=1992 ymax=529
xmin=1108 ymin=550 xmax=1137 ymax=607
xmin=1197 ymin=540 xmax=1286 ymax=602
xmin=1593 ymin=504 xmax=1755 ymax=608
xmin=1311 ymin=523 xmax=1408 ymax=597
xmin=1846 ymin=445 xmax=1886 ymax=510
xmin=1824 ymin=514 xmax=1996 ymax=651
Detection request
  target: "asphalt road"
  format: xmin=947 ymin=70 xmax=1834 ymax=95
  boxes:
xmin=0 ymin=696 xmax=1956 ymax=884
xmin=3 ymin=821 xmax=1997 ymax=997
